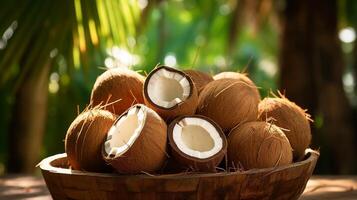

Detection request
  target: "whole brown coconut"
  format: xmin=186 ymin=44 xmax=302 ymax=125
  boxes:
xmin=90 ymin=67 xmax=145 ymax=115
xmin=184 ymin=69 xmax=213 ymax=93
xmin=258 ymin=96 xmax=312 ymax=160
xmin=65 ymin=109 xmax=116 ymax=172
xmin=228 ymin=121 xmax=293 ymax=170
xmin=103 ymin=104 xmax=167 ymax=174
xmin=196 ymin=79 xmax=260 ymax=131
xmin=214 ymin=71 xmax=260 ymax=98
xmin=144 ymin=66 xmax=198 ymax=122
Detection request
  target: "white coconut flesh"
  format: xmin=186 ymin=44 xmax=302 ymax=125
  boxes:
xmin=104 ymin=106 xmax=146 ymax=157
xmin=173 ymin=117 xmax=223 ymax=159
xmin=147 ymin=68 xmax=191 ymax=108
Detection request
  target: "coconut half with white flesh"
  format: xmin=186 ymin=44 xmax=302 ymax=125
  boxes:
xmin=143 ymin=66 xmax=198 ymax=122
xmin=168 ymin=115 xmax=227 ymax=172
xmin=103 ymin=104 xmax=167 ymax=174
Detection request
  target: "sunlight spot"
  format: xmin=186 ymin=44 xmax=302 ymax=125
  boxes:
xmin=88 ymin=19 xmax=99 ymax=46
xmin=0 ymin=21 xmax=17 ymax=50
xmin=179 ymin=11 xmax=192 ymax=23
xmin=73 ymin=47 xmax=80 ymax=69
xmin=49 ymin=81 xmax=59 ymax=94
xmin=138 ymin=0 xmax=148 ymax=10
xmin=215 ymin=56 xmax=227 ymax=69
xmin=259 ymin=58 xmax=277 ymax=77
xmin=164 ymin=54 xmax=177 ymax=67
xmin=0 ymin=40 xmax=6 ymax=49
xmin=50 ymin=72 xmax=59 ymax=82
xmin=343 ymin=72 xmax=355 ymax=94
xmin=219 ymin=4 xmax=231 ymax=15
xmin=105 ymin=46 xmax=140 ymax=68
xmin=339 ymin=27 xmax=356 ymax=43
xmin=50 ymin=48 xmax=58 ymax=58
xmin=49 ymin=72 xmax=60 ymax=94
xmin=105 ymin=57 xmax=115 ymax=69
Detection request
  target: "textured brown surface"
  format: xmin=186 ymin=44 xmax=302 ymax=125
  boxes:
xmin=227 ymin=121 xmax=292 ymax=170
xmin=65 ymin=109 xmax=116 ymax=172
xmin=184 ymin=70 xmax=213 ymax=93
xmin=38 ymin=150 xmax=318 ymax=200
xmin=90 ymin=68 xmax=145 ymax=116
xmin=213 ymin=71 xmax=261 ymax=99
xmin=258 ymin=97 xmax=311 ymax=160
xmin=1 ymin=174 xmax=357 ymax=200
xmin=197 ymin=79 xmax=260 ymax=132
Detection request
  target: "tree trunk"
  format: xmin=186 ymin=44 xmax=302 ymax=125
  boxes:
xmin=7 ymin=62 xmax=50 ymax=173
xmin=280 ymin=0 xmax=356 ymax=173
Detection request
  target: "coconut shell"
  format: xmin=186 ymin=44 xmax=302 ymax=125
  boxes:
xmin=143 ymin=66 xmax=199 ymax=122
xmin=227 ymin=121 xmax=293 ymax=170
xmin=214 ymin=71 xmax=260 ymax=99
xmin=65 ymin=109 xmax=116 ymax=172
xmin=258 ymin=97 xmax=312 ymax=160
xmin=103 ymin=104 xmax=167 ymax=174
xmin=167 ymin=115 xmax=227 ymax=172
xmin=184 ymin=69 xmax=213 ymax=93
xmin=90 ymin=68 xmax=145 ymax=115
xmin=196 ymin=79 xmax=260 ymax=132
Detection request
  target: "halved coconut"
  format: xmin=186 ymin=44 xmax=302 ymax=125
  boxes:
xmin=214 ymin=71 xmax=260 ymax=99
xmin=65 ymin=109 xmax=116 ymax=172
xmin=258 ymin=96 xmax=312 ymax=160
xmin=197 ymin=79 xmax=260 ymax=132
xmin=143 ymin=66 xmax=198 ymax=121
xmin=228 ymin=121 xmax=293 ymax=170
xmin=168 ymin=115 xmax=227 ymax=172
xmin=90 ymin=67 xmax=145 ymax=115
xmin=184 ymin=69 xmax=213 ymax=94
xmin=103 ymin=104 xmax=167 ymax=174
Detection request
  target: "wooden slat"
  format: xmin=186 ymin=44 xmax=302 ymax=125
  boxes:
xmin=0 ymin=175 xmax=357 ymax=200
xmin=36 ymin=150 xmax=319 ymax=199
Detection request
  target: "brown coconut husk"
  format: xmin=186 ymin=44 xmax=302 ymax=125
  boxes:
xmin=103 ymin=104 xmax=168 ymax=174
xmin=65 ymin=109 xmax=116 ymax=172
xmin=184 ymin=69 xmax=213 ymax=94
xmin=227 ymin=121 xmax=293 ymax=170
xmin=143 ymin=66 xmax=199 ymax=122
xmin=167 ymin=115 xmax=227 ymax=172
xmin=196 ymin=79 xmax=260 ymax=132
xmin=214 ymin=71 xmax=261 ymax=99
xmin=258 ymin=93 xmax=312 ymax=160
xmin=90 ymin=67 xmax=145 ymax=116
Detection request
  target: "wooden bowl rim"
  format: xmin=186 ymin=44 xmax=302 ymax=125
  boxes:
xmin=39 ymin=149 xmax=319 ymax=179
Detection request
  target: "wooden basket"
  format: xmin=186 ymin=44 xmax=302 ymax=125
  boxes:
xmin=40 ymin=149 xmax=318 ymax=200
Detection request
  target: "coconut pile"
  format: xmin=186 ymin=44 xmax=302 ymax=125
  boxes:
xmin=64 ymin=65 xmax=312 ymax=174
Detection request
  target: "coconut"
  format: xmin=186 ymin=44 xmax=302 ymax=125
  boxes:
xmin=168 ymin=115 xmax=227 ymax=172
xmin=196 ymin=79 xmax=260 ymax=132
xmin=227 ymin=121 xmax=293 ymax=170
xmin=103 ymin=104 xmax=167 ymax=174
xmin=90 ymin=67 xmax=145 ymax=115
xmin=184 ymin=69 xmax=213 ymax=93
xmin=143 ymin=66 xmax=198 ymax=122
xmin=258 ymin=96 xmax=312 ymax=160
xmin=214 ymin=71 xmax=260 ymax=98
xmin=65 ymin=109 xmax=116 ymax=172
